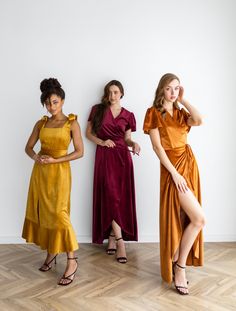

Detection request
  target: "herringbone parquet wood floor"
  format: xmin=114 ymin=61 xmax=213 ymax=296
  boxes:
xmin=0 ymin=242 xmax=235 ymax=311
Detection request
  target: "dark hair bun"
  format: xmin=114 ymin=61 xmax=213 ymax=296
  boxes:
xmin=39 ymin=78 xmax=65 ymax=105
xmin=40 ymin=78 xmax=62 ymax=93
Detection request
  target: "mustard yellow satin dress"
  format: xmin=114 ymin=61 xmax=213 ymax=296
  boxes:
xmin=143 ymin=106 xmax=203 ymax=283
xmin=22 ymin=114 xmax=78 ymax=254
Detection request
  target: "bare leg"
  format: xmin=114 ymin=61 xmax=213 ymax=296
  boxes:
xmin=112 ymin=220 xmax=127 ymax=263
xmin=58 ymin=251 xmax=78 ymax=285
xmin=173 ymin=249 xmax=179 ymax=263
xmin=173 ymin=211 xmax=186 ymax=262
xmin=174 ymin=189 xmax=205 ymax=294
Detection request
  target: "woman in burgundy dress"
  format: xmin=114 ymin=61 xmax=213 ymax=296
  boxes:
xmin=86 ymin=80 xmax=140 ymax=263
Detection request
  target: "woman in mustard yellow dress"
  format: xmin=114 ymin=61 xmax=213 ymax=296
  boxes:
xmin=143 ymin=73 xmax=205 ymax=295
xmin=22 ymin=78 xmax=84 ymax=286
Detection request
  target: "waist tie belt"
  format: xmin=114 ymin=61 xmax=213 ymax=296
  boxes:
xmin=165 ymin=144 xmax=191 ymax=154
xmin=39 ymin=149 xmax=68 ymax=158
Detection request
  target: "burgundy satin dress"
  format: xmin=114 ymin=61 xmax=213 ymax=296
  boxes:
xmin=88 ymin=105 xmax=138 ymax=244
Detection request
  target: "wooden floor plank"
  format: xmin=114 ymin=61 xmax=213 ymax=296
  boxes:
xmin=0 ymin=242 xmax=236 ymax=310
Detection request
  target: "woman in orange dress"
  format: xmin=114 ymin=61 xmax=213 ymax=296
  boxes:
xmin=143 ymin=73 xmax=205 ymax=295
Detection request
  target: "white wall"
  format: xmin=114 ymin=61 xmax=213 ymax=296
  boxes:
xmin=0 ymin=0 xmax=235 ymax=243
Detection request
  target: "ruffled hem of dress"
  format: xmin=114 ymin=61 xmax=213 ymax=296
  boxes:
xmin=22 ymin=218 xmax=79 ymax=254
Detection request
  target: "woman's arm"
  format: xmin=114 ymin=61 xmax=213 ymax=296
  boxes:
xmin=149 ymin=128 xmax=188 ymax=193
xmin=25 ymin=121 xmax=42 ymax=163
xmin=124 ymin=129 xmax=140 ymax=155
xmin=86 ymin=121 xmax=116 ymax=148
xmin=42 ymin=120 xmax=84 ymax=164
xmin=178 ymin=86 xmax=203 ymax=126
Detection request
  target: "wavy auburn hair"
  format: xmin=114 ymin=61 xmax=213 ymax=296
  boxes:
xmin=153 ymin=73 xmax=180 ymax=113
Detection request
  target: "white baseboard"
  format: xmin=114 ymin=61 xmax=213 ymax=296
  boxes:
xmin=203 ymin=235 xmax=236 ymax=242
xmin=0 ymin=235 xmax=236 ymax=244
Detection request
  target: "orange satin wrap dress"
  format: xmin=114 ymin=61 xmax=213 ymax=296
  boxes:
xmin=143 ymin=106 xmax=203 ymax=283
xmin=22 ymin=114 xmax=78 ymax=254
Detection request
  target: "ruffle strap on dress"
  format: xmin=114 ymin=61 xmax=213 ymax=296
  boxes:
xmin=68 ymin=113 xmax=77 ymax=121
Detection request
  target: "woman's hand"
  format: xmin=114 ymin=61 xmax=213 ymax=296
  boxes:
xmin=171 ymin=172 xmax=188 ymax=193
xmin=39 ymin=155 xmax=56 ymax=164
xmin=178 ymin=86 xmax=185 ymax=103
xmin=132 ymin=142 xmax=141 ymax=155
xmin=102 ymin=139 xmax=116 ymax=148
xmin=32 ymin=154 xmax=42 ymax=163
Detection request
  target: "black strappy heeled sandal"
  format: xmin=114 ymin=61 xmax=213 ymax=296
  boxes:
xmin=172 ymin=261 xmax=189 ymax=284
xmin=39 ymin=254 xmax=57 ymax=272
xmin=174 ymin=263 xmax=189 ymax=295
xmin=58 ymin=257 xmax=78 ymax=286
xmin=106 ymin=234 xmax=117 ymax=255
xmin=116 ymin=237 xmax=127 ymax=264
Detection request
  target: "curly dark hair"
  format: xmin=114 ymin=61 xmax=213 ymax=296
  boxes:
xmin=40 ymin=78 xmax=65 ymax=105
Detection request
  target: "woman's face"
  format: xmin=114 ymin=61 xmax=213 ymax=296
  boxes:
xmin=163 ymin=79 xmax=180 ymax=103
xmin=108 ymin=85 xmax=123 ymax=105
xmin=45 ymin=94 xmax=64 ymax=116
